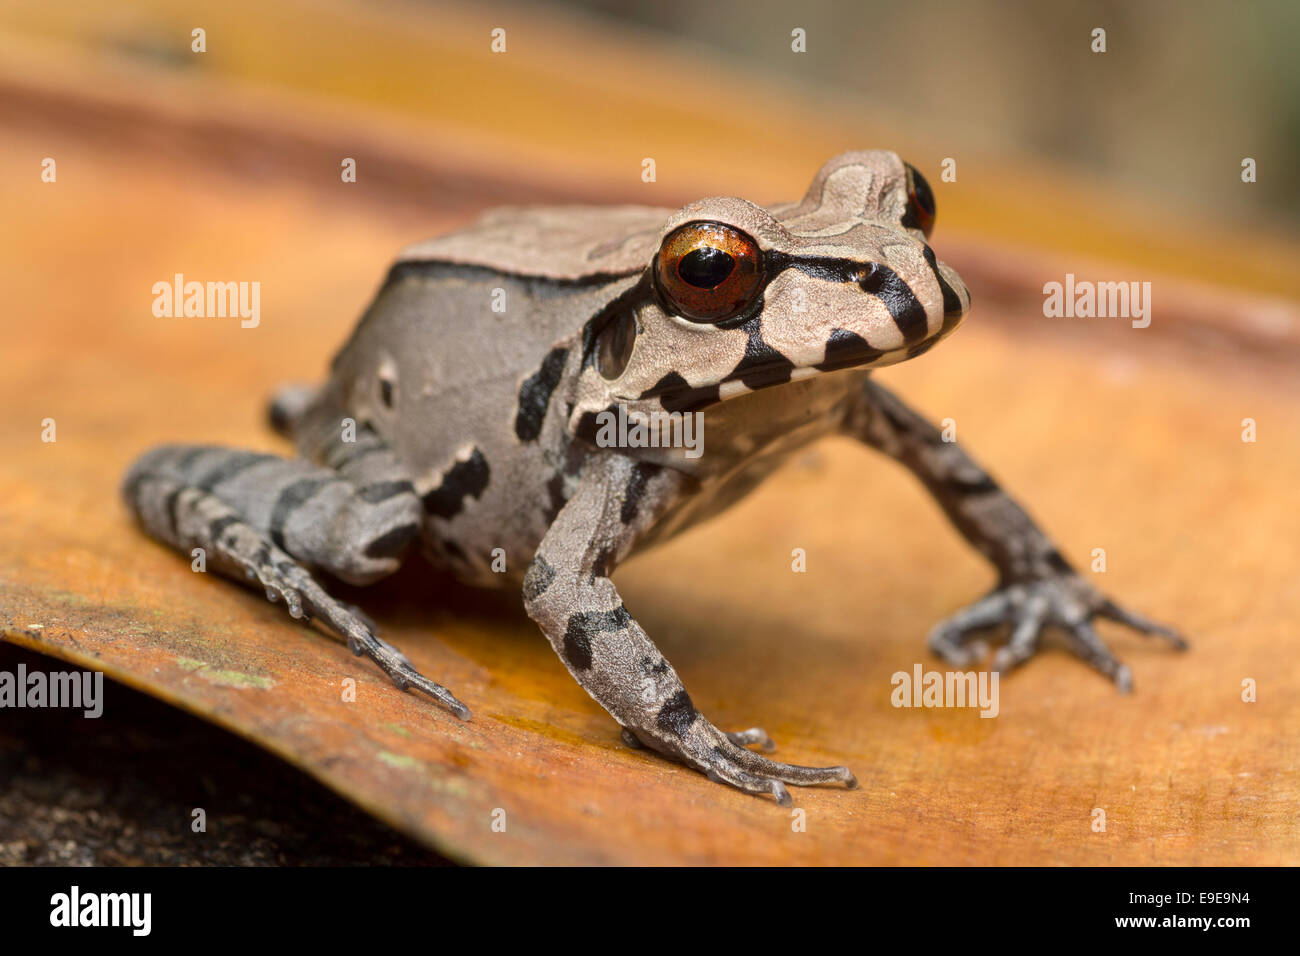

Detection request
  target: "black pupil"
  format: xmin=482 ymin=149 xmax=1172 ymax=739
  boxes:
xmin=678 ymin=247 xmax=735 ymax=289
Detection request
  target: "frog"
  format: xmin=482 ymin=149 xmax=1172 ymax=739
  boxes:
xmin=123 ymin=150 xmax=1186 ymax=805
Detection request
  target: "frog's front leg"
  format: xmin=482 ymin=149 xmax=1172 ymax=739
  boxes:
xmin=524 ymin=452 xmax=857 ymax=804
xmin=843 ymin=378 xmax=1186 ymax=690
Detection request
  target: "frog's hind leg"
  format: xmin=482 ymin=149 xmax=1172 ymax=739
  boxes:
xmin=121 ymin=444 xmax=470 ymax=718
xmin=525 ymin=452 xmax=856 ymax=804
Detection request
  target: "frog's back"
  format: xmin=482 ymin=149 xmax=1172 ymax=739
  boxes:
xmin=331 ymin=203 xmax=675 ymax=411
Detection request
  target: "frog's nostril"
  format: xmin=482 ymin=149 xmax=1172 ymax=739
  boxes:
xmin=857 ymin=263 xmax=884 ymax=293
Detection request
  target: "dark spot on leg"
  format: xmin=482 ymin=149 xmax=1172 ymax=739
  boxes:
xmin=869 ymin=386 xmax=917 ymax=436
xmin=562 ymin=622 xmax=593 ymax=671
xmin=268 ymin=477 xmax=331 ymax=550
xmin=173 ymin=446 xmax=210 ymax=474
xmin=363 ymin=523 xmax=418 ymax=559
xmin=947 ymin=474 xmax=999 ymax=496
xmin=562 ymin=606 xmax=631 ymax=671
xmin=639 ymin=655 xmax=670 ymax=676
xmin=522 ymin=554 xmax=556 ymax=603
xmin=194 ymin=451 xmax=275 ymax=493
xmin=206 ymin=514 xmax=242 ymax=547
xmin=620 ymin=462 xmax=656 ymax=525
xmin=1046 ymin=549 xmax=1075 ymax=575
xmin=163 ymin=485 xmax=187 ymax=540
xmin=655 ymin=690 xmax=698 ymax=738
xmin=357 ymin=480 xmax=416 ymax=504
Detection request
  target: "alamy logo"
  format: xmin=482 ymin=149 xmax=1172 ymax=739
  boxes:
xmin=152 ymin=273 xmax=260 ymax=328
xmin=0 ymin=664 xmax=102 ymax=718
xmin=1042 ymin=273 xmax=1151 ymax=328
xmin=594 ymin=404 xmax=704 ymax=459
xmin=891 ymin=664 xmax=999 ymax=718
xmin=50 ymin=886 xmax=151 ymax=936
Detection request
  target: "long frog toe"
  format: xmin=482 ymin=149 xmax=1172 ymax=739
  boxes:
xmin=725 ymin=726 xmax=776 ymax=752
xmin=639 ymin=718 xmax=857 ymax=803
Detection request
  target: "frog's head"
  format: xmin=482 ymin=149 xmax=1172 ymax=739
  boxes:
xmin=572 ymin=150 xmax=969 ymax=429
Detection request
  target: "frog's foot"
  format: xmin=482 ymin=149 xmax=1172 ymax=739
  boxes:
xmin=627 ymin=716 xmax=856 ymax=805
xmin=726 ymin=726 xmax=777 ymax=752
xmin=237 ymin=529 xmax=472 ymax=719
xmin=928 ymin=574 xmax=1187 ymax=691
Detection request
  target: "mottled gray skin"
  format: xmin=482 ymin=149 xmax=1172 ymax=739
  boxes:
xmin=123 ymin=151 xmax=1185 ymax=803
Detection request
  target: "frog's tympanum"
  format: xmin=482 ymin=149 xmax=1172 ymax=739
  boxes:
xmin=124 ymin=152 xmax=1185 ymax=803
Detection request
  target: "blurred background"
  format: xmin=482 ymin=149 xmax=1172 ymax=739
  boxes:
xmin=2 ymin=0 xmax=1297 ymax=294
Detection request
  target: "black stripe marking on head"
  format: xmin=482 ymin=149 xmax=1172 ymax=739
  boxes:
xmin=921 ymin=245 xmax=965 ymax=319
xmin=766 ymin=251 xmax=932 ymax=346
xmin=637 ymin=371 xmax=722 ymax=413
xmin=422 ymin=447 xmax=491 ymax=520
xmin=816 ymin=328 xmax=886 ymax=373
xmin=722 ymin=316 xmax=795 ymax=390
xmin=857 ymin=262 xmax=929 ymax=345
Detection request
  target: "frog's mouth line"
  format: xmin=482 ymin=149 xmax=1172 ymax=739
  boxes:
xmin=630 ymin=331 xmax=894 ymax=413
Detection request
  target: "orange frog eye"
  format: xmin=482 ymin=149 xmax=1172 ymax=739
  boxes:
xmin=653 ymin=221 xmax=764 ymax=323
